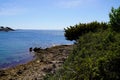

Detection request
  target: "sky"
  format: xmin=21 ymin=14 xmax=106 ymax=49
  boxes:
xmin=0 ymin=0 xmax=120 ymax=30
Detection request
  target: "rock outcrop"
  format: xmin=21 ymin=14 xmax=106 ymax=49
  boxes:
xmin=0 ymin=26 xmax=14 ymax=32
xmin=0 ymin=45 xmax=73 ymax=80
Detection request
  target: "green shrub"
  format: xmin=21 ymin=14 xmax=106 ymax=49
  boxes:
xmin=45 ymin=6 xmax=120 ymax=80
xmin=109 ymin=6 xmax=120 ymax=32
xmin=45 ymin=29 xmax=120 ymax=80
xmin=64 ymin=21 xmax=108 ymax=41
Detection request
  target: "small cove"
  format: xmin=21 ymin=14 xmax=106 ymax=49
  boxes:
xmin=0 ymin=30 xmax=73 ymax=69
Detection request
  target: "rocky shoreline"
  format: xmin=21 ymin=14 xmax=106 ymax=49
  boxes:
xmin=0 ymin=45 xmax=73 ymax=80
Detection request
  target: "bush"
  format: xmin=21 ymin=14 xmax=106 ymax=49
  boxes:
xmin=64 ymin=21 xmax=108 ymax=41
xmin=45 ymin=6 xmax=120 ymax=80
xmin=45 ymin=29 xmax=120 ymax=80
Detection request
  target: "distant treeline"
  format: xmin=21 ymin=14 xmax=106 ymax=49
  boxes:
xmin=0 ymin=26 xmax=14 ymax=32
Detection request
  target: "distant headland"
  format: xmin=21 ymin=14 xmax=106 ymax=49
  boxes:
xmin=0 ymin=26 xmax=15 ymax=32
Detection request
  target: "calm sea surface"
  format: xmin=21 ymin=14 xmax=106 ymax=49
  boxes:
xmin=0 ymin=30 xmax=73 ymax=69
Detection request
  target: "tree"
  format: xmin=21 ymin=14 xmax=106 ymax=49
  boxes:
xmin=64 ymin=21 xmax=108 ymax=41
xmin=109 ymin=7 xmax=120 ymax=32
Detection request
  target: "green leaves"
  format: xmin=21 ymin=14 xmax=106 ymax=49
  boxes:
xmin=45 ymin=6 xmax=120 ymax=80
xmin=64 ymin=21 xmax=108 ymax=41
xmin=109 ymin=7 xmax=120 ymax=32
xmin=45 ymin=29 xmax=120 ymax=80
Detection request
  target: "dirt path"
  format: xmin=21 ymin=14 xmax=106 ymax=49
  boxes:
xmin=0 ymin=45 xmax=73 ymax=80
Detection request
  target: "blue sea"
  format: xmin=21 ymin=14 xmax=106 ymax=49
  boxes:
xmin=0 ymin=30 xmax=73 ymax=69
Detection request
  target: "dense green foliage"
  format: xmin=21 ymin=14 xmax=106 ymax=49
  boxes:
xmin=45 ymin=29 xmax=120 ymax=80
xmin=64 ymin=21 xmax=108 ymax=41
xmin=109 ymin=7 xmax=120 ymax=32
xmin=45 ymin=6 xmax=120 ymax=80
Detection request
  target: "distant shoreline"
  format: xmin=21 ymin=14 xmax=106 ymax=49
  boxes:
xmin=0 ymin=26 xmax=14 ymax=32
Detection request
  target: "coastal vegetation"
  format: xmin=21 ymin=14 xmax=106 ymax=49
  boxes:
xmin=0 ymin=6 xmax=120 ymax=80
xmin=64 ymin=21 xmax=108 ymax=41
xmin=45 ymin=6 xmax=120 ymax=80
xmin=0 ymin=26 xmax=14 ymax=32
xmin=109 ymin=7 xmax=120 ymax=32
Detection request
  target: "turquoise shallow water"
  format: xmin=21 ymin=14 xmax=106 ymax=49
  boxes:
xmin=0 ymin=30 xmax=72 ymax=69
